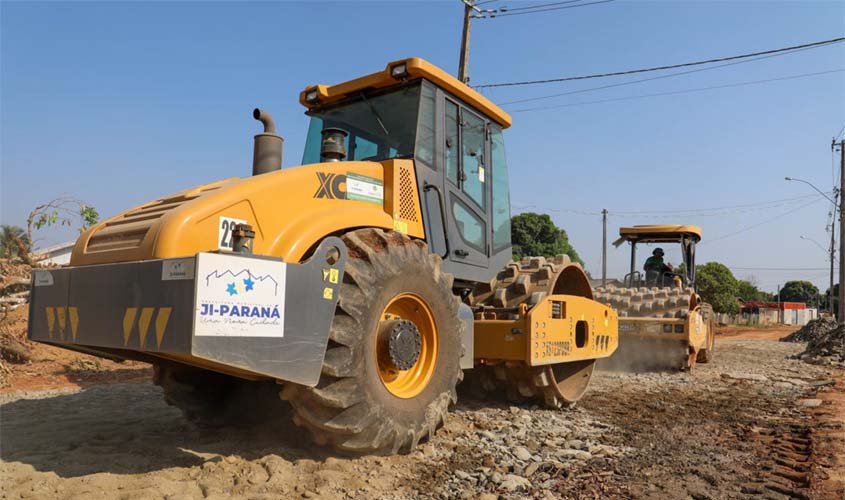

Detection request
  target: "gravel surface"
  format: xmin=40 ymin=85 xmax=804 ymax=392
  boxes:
xmin=1 ymin=337 xmax=841 ymax=499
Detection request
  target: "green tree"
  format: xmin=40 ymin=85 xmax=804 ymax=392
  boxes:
xmin=696 ymin=262 xmax=740 ymax=314
xmin=824 ymin=283 xmax=838 ymax=313
xmin=736 ymin=279 xmax=776 ymax=302
xmin=778 ymin=280 xmax=820 ymax=307
xmin=0 ymin=225 xmax=30 ymax=259
xmin=510 ymin=212 xmax=583 ymax=264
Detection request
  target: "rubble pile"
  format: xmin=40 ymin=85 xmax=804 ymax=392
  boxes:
xmin=796 ymin=323 xmax=845 ymax=367
xmin=780 ymin=317 xmax=838 ymax=343
xmin=1 ymin=259 xmax=34 ymax=385
xmin=0 ymin=258 xmax=32 ymax=314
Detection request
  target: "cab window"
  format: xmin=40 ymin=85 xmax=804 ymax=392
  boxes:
xmin=490 ymin=126 xmax=511 ymax=251
xmin=461 ymin=109 xmax=486 ymax=209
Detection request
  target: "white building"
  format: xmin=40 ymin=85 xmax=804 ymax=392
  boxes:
xmin=33 ymin=241 xmax=75 ymax=266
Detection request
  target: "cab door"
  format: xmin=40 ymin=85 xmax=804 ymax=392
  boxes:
xmin=443 ymin=99 xmax=489 ymax=269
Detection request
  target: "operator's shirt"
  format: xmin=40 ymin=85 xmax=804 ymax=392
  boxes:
xmin=644 ymin=256 xmax=665 ymax=272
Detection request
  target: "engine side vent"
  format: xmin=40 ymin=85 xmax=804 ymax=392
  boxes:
xmin=84 ymin=179 xmax=237 ymax=255
xmin=398 ymin=166 xmax=418 ymax=222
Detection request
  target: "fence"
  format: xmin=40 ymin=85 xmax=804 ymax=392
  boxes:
xmin=715 ymin=308 xmax=818 ymax=327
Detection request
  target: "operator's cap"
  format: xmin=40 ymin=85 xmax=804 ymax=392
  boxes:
xmin=653 ymin=248 xmax=664 ymax=256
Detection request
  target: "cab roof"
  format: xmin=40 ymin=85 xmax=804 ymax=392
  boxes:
xmin=299 ymin=57 xmax=512 ymax=129
xmin=613 ymin=225 xmax=702 ymax=247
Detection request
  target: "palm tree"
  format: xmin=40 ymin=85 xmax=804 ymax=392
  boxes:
xmin=0 ymin=225 xmax=30 ymax=259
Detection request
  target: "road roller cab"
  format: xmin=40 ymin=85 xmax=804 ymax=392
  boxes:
xmin=613 ymin=225 xmax=702 ymax=290
xmin=28 ymin=58 xmax=618 ymax=454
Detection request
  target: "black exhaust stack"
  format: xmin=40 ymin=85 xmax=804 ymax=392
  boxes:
xmin=252 ymin=108 xmax=283 ymax=175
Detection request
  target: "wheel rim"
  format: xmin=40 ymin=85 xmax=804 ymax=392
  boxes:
xmin=376 ymin=293 xmax=438 ymax=399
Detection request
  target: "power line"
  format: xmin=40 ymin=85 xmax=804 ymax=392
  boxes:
xmin=500 ymin=43 xmax=828 ymax=106
xmin=513 ymin=194 xmax=828 ymax=219
xmin=606 ymin=193 xmax=825 ymax=215
xmin=836 ymin=124 xmax=845 ymax=140
xmin=489 ymin=0 xmax=615 ymax=17
xmin=497 ymin=1 xmax=586 ymax=12
xmin=729 ymin=267 xmax=834 ymax=271
xmin=511 ymin=68 xmax=845 ymax=112
xmin=474 ymin=36 xmax=845 ymax=89
xmin=703 ymin=198 xmax=827 ymax=244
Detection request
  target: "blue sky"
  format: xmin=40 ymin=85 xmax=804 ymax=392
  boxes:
xmin=2 ymin=0 xmax=844 ymax=293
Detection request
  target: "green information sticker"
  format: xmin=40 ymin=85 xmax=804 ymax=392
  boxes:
xmin=346 ymin=172 xmax=384 ymax=205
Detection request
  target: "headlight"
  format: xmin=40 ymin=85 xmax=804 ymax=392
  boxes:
xmin=305 ymin=90 xmax=319 ymax=103
xmin=390 ymin=63 xmax=408 ymax=79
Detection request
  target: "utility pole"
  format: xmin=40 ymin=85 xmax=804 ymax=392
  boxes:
xmin=829 ymin=191 xmax=837 ymax=315
xmin=836 ymin=138 xmax=845 ymax=322
xmin=601 ymin=209 xmax=608 ymax=287
xmin=458 ymin=0 xmax=475 ymax=83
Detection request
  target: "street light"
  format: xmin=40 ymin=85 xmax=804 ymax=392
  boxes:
xmin=787 ymin=176 xmax=840 ymax=317
xmin=784 ymin=177 xmax=839 ymax=207
xmin=800 ymin=235 xmax=828 ymax=254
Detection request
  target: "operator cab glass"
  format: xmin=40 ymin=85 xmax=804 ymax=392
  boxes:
xmin=302 ymin=84 xmax=422 ymax=164
xmin=299 ymin=75 xmax=514 ymax=284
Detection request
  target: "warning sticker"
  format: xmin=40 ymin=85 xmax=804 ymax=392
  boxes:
xmin=346 ymin=173 xmax=383 ymax=205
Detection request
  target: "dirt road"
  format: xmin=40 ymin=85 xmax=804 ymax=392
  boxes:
xmin=1 ymin=333 xmax=843 ymax=499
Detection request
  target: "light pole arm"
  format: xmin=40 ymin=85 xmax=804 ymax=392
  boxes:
xmin=784 ymin=177 xmax=839 ymax=207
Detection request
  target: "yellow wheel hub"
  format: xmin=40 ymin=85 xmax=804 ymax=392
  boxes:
xmin=376 ymin=293 xmax=438 ymax=399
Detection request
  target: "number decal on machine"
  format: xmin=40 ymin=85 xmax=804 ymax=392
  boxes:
xmin=218 ymin=216 xmax=247 ymax=250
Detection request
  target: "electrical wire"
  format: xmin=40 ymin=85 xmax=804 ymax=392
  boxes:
xmin=510 ymin=68 xmax=845 ymax=112
xmin=703 ymin=197 xmax=827 ymax=244
xmin=490 ymin=0 xmax=614 ymax=17
xmin=729 ymin=267 xmax=832 ymax=271
xmin=512 ymin=193 xmax=828 ymax=219
xmin=499 ymin=43 xmax=829 ymax=106
xmin=837 ymin=124 xmax=845 ymax=140
xmin=606 ymin=193 xmax=825 ymax=215
xmin=474 ymin=37 xmax=845 ymax=89
xmin=497 ymin=0 xmax=585 ymax=11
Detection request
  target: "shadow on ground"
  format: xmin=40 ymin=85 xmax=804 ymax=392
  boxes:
xmin=0 ymin=383 xmax=326 ymax=477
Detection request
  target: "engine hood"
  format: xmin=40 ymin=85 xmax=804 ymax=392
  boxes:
xmin=70 ymin=159 xmax=424 ymax=266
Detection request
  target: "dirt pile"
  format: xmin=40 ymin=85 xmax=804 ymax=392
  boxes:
xmin=798 ymin=324 xmax=845 ymax=367
xmin=1 ymin=259 xmax=34 ymax=386
xmin=0 ymin=258 xmax=31 ymax=315
xmin=781 ymin=317 xmax=838 ymax=343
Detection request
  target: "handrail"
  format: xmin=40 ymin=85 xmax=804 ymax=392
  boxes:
xmin=423 ymin=183 xmax=450 ymax=260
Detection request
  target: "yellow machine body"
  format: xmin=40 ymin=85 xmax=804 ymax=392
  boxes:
xmin=617 ymin=310 xmax=706 ymax=346
xmin=474 ymin=294 xmax=618 ymax=365
xmin=70 ymin=159 xmax=424 ymax=267
xmin=31 ymin=56 xmax=617 ymax=392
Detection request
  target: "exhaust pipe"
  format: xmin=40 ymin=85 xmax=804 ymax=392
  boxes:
xmin=252 ymin=108 xmax=283 ymax=176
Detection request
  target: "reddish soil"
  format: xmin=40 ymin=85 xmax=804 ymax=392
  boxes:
xmin=718 ymin=324 xmax=797 ymax=341
xmin=0 ymin=307 xmax=151 ymax=394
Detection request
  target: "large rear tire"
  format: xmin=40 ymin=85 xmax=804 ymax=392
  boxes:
xmin=281 ymin=229 xmax=463 ymax=455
